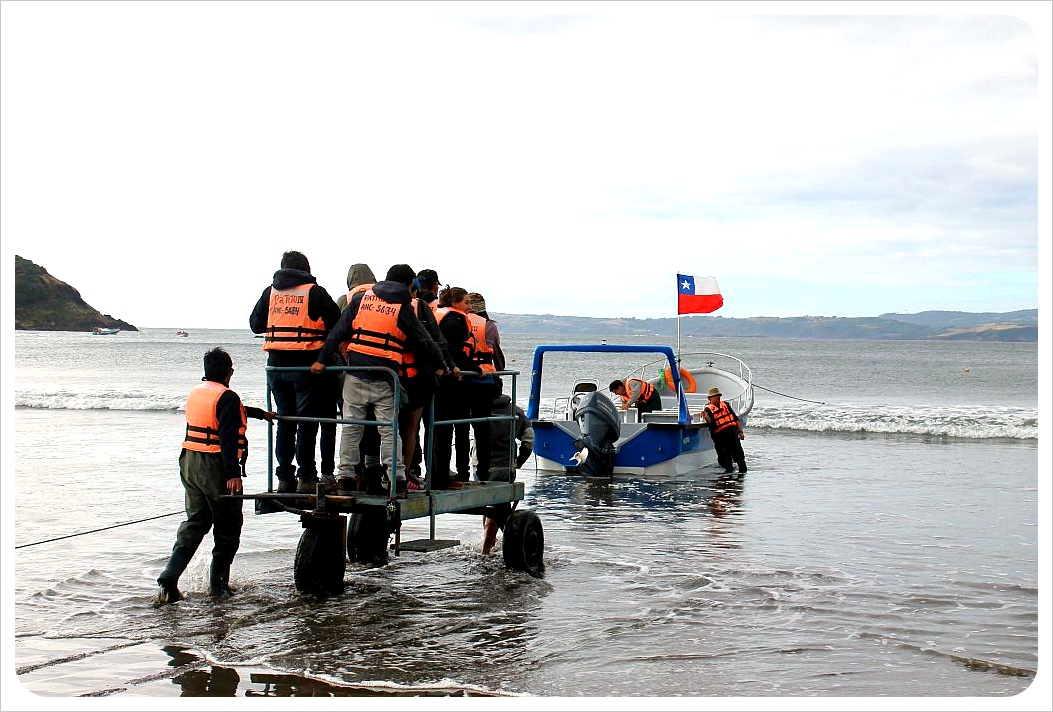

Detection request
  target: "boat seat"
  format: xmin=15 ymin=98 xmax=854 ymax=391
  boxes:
xmin=641 ymin=410 xmax=682 ymax=424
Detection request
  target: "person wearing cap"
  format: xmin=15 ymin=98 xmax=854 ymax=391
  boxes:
xmin=415 ymin=269 xmax=442 ymax=310
xmin=155 ymin=347 xmax=276 ymax=606
xmin=609 ymin=377 xmax=663 ymax=415
xmin=398 ymin=276 xmax=456 ymax=488
xmin=700 ymin=386 xmax=747 ymax=474
xmin=407 ymin=268 xmax=455 ymax=479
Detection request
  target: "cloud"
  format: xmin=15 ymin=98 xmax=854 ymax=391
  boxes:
xmin=2 ymin=6 xmax=1044 ymax=327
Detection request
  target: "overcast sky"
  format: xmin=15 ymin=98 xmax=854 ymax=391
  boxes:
xmin=2 ymin=2 xmax=1049 ymax=329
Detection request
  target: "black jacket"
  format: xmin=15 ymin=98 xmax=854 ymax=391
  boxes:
xmin=249 ymin=268 xmax=341 ymax=366
xmin=316 ymin=281 xmax=445 ymax=381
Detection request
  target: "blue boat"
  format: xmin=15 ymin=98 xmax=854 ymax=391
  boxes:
xmin=526 ymin=344 xmax=754 ymax=478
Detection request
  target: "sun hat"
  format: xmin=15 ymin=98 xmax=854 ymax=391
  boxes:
xmin=707 ymin=387 xmax=722 ymax=397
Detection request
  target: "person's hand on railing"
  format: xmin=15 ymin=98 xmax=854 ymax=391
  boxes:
xmin=309 ymin=361 xmax=326 ymax=374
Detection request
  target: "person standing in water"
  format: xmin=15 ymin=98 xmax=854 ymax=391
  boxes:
xmin=155 ymin=347 xmax=275 ymax=606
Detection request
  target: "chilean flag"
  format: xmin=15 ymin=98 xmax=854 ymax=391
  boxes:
xmin=677 ymin=274 xmax=723 ymax=314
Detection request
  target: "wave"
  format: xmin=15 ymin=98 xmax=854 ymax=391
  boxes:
xmin=747 ymin=403 xmax=1038 ymax=440
xmin=535 ymin=399 xmax=1037 ymax=441
xmin=16 ymin=390 xmax=1038 ymax=440
xmin=15 ymin=388 xmax=183 ymax=412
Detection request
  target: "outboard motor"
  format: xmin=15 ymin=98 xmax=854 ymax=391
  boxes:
xmin=570 ymin=391 xmax=621 ymax=478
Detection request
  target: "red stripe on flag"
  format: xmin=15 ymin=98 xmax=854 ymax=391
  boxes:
xmin=678 ymin=293 xmax=723 ymax=314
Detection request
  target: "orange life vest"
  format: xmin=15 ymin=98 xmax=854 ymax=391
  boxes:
xmin=704 ymin=400 xmax=739 ymax=434
xmin=341 ymin=288 xmax=407 ymax=367
xmin=346 ymin=282 xmax=373 ymax=305
xmin=399 ymin=297 xmax=421 ymax=379
xmin=263 ymin=283 xmax=328 ymax=351
xmin=618 ymin=378 xmax=655 ymax=408
xmin=183 ymin=381 xmax=247 ymax=459
xmin=465 ymin=312 xmax=497 ymax=373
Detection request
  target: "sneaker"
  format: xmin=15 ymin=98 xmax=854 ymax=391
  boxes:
xmin=723 ymin=467 xmax=735 ymax=474
xmin=407 ymin=473 xmax=426 ymax=489
xmin=277 ymin=478 xmax=297 ymax=494
xmin=336 ymin=477 xmax=358 ymax=495
xmin=152 ymin=580 xmax=183 ymax=608
xmin=319 ymin=475 xmax=338 ymax=493
xmin=442 ymin=480 xmax=464 ymax=490
xmin=406 ymin=479 xmax=424 ymax=492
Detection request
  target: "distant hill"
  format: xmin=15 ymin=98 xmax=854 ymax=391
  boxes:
xmin=14 ymin=255 xmax=138 ymax=332
xmin=489 ymin=309 xmax=1038 ymax=342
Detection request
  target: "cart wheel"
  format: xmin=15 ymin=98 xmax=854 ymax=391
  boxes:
xmin=294 ymin=518 xmax=346 ymax=596
xmin=502 ymin=509 xmax=544 ymax=577
xmin=347 ymin=510 xmax=391 ymax=567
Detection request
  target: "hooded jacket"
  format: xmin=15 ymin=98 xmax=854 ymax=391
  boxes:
xmin=336 ymin=263 xmax=377 ymax=311
xmin=249 ymin=268 xmax=341 ymax=366
xmin=316 ymin=280 xmax=445 ymax=382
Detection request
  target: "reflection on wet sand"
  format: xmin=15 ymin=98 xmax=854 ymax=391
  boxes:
xmin=162 ymin=645 xmax=506 ymax=697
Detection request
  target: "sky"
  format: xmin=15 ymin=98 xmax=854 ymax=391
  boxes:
xmin=2 ymin=1 xmax=1049 ymax=329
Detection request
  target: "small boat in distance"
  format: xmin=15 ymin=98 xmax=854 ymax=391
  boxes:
xmin=527 ymin=344 xmax=754 ymax=478
xmin=175 ymin=330 xmax=189 ymax=337
xmin=92 ymin=327 xmax=119 ymax=335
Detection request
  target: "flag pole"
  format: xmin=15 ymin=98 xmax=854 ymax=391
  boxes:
xmin=675 ymin=277 xmax=682 ymax=364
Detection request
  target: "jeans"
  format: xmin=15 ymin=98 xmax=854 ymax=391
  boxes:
xmin=337 ymin=375 xmax=403 ymax=479
xmin=267 ymin=367 xmax=321 ymax=481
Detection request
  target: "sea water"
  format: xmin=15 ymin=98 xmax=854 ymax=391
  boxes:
xmin=6 ymin=328 xmax=1044 ymax=706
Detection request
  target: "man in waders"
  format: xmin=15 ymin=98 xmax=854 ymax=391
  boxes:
xmin=154 ymin=348 xmax=275 ymax=606
xmin=701 ymin=386 xmax=747 ymax=474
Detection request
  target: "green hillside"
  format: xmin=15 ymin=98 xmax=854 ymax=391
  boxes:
xmin=14 ymin=255 xmax=138 ymax=332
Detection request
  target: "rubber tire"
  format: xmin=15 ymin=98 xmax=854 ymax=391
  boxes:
xmin=293 ymin=519 xmax=346 ymax=596
xmin=502 ymin=509 xmax=544 ymax=577
xmin=347 ymin=510 xmax=391 ymax=567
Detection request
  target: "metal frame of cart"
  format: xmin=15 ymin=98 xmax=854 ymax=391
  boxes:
xmin=232 ymin=365 xmax=544 ymax=595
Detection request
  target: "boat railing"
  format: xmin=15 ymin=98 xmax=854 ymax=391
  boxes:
xmin=526 ymin=344 xmax=692 ymax=426
xmin=264 ymin=365 xmax=520 ymax=507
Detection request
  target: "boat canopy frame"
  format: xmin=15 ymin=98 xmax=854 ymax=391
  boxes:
xmin=526 ymin=344 xmax=691 ymax=426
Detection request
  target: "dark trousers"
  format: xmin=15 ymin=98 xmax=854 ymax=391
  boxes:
xmin=318 ymin=371 xmax=341 ymax=478
xmin=712 ymin=428 xmax=747 ymax=473
xmin=638 ymin=388 xmax=663 ymax=414
xmin=160 ymin=449 xmax=243 ymax=586
xmin=432 ymin=379 xmax=462 ymax=485
xmin=267 ymin=367 xmax=321 ymax=481
xmin=433 ymin=378 xmax=493 ymax=483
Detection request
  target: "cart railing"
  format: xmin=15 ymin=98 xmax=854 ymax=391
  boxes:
xmin=264 ymin=365 xmax=520 ymax=507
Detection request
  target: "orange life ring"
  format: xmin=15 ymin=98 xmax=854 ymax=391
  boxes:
xmin=663 ymin=366 xmax=697 ymax=393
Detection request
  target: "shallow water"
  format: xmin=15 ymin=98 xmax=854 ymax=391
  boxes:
xmin=7 ymin=330 xmax=1045 ymax=705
